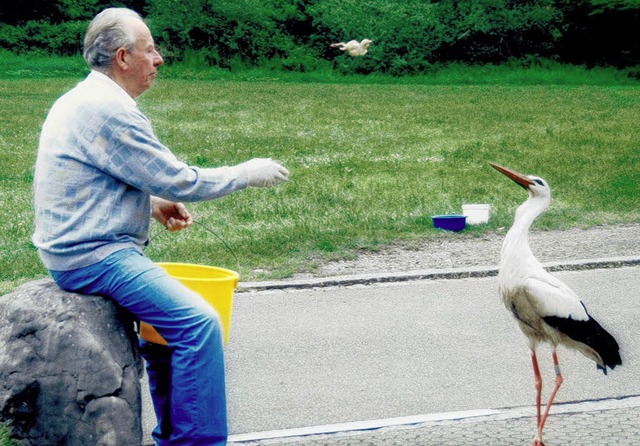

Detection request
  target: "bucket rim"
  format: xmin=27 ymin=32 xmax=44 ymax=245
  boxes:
xmin=431 ymin=214 xmax=466 ymax=220
xmin=156 ymin=262 xmax=240 ymax=281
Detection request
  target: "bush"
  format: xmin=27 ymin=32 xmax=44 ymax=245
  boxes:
xmin=0 ymin=20 xmax=85 ymax=55
xmin=147 ymin=0 xmax=306 ymax=68
xmin=1 ymin=0 xmax=639 ymax=71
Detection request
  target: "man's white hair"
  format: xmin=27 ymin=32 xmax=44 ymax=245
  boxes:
xmin=83 ymin=8 xmax=143 ymax=73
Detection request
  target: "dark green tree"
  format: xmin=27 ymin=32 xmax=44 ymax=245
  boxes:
xmin=1 ymin=0 xmax=638 ymax=70
xmin=0 ymin=0 xmax=149 ymax=54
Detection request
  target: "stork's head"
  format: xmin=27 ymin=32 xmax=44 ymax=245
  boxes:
xmin=489 ymin=162 xmax=551 ymax=202
xmin=360 ymin=39 xmax=373 ymax=49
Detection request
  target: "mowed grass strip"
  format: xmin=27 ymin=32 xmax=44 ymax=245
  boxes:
xmin=1 ymin=77 xmax=638 ymax=292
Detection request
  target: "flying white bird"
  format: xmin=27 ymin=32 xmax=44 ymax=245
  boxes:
xmin=330 ymin=39 xmax=373 ymax=56
xmin=490 ymin=162 xmax=621 ymax=446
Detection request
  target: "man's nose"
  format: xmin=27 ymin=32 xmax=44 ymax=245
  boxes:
xmin=154 ymin=50 xmax=164 ymax=66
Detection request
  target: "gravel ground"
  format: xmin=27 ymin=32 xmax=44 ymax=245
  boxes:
xmin=296 ymin=223 xmax=639 ymax=279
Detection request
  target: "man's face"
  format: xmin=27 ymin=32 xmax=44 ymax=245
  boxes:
xmin=123 ymin=18 xmax=163 ymax=98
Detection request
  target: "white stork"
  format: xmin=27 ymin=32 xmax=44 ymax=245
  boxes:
xmin=330 ymin=39 xmax=373 ymax=56
xmin=490 ymin=162 xmax=621 ymax=446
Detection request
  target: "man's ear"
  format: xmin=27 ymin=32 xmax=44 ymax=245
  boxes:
xmin=114 ymin=47 xmax=129 ymax=71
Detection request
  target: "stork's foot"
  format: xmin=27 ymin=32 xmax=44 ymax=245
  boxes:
xmin=532 ymin=437 xmax=545 ymax=446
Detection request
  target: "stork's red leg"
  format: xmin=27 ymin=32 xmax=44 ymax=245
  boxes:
xmin=531 ymin=350 xmax=543 ymax=427
xmin=534 ymin=350 xmax=564 ymax=446
xmin=531 ymin=350 xmax=545 ymax=446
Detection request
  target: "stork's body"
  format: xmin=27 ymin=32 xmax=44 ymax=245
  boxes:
xmin=330 ymin=39 xmax=372 ymax=56
xmin=491 ymin=163 xmax=621 ymax=446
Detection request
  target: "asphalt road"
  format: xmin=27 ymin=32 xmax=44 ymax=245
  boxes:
xmin=142 ymin=265 xmax=640 ymax=444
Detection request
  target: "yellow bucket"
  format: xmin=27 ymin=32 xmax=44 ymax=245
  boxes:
xmin=139 ymin=263 xmax=239 ymax=345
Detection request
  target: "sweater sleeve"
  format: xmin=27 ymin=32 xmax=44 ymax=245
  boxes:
xmin=82 ymin=104 xmax=248 ymax=202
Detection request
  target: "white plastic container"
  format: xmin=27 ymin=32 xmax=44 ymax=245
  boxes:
xmin=462 ymin=204 xmax=491 ymax=225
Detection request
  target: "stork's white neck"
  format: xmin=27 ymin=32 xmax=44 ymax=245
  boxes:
xmin=501 ymin=193 xmax=549 ymax=267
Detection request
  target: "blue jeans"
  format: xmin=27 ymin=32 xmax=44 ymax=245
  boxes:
xmin=50 ymin=248 xmax=227 ymax=446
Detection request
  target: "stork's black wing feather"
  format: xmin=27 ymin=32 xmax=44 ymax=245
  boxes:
xmin=543 ymin=314 xmax=622 ymax=373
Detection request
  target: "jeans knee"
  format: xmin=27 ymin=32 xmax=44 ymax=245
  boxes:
xmin=181 ymin=308 xmax=224 ymax=348
xmin=202 ymin=309 xmax=223 ymax=339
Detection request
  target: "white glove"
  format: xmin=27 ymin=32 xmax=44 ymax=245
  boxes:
xmin=235 ymin=158 xmax=290 ymax=188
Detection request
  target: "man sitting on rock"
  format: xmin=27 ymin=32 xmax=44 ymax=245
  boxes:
xmin=32 ymin=7 xmax=289 ymax=445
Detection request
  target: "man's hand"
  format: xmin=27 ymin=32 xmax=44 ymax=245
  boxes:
xmin=235 ymin=158 xmax=290 ymax=188
xmin=151 ymin=197 xmax=193 ymax=232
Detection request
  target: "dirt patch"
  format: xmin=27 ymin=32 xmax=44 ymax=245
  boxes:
xmin=298 ymin=223 xmax=639 ymax=279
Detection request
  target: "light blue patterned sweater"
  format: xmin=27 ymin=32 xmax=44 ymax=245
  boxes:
xmin=33 ymin=71 xmax=248 ymax=271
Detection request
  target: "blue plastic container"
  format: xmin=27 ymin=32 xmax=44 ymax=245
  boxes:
xmin=432 ymin=215 xmax=467 ymax=232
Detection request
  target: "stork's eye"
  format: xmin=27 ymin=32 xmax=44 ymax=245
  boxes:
xmin=533 ymin=179 xmax=545 ymax=186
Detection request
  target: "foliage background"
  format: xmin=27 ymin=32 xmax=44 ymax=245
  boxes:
xmin=1 ymin=0 xmax=639 ymax=75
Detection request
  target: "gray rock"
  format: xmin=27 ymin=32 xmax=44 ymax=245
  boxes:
xmin=0 ymin=278 xmax=144 ymax=446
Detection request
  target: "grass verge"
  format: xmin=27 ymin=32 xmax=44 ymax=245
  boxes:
xmin=0 ymin=59 xmax=638 ymax=294
xmin=0 ymin=423 xmax=19 ymax=446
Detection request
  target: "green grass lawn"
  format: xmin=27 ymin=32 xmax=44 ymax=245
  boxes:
xmin=1 ymin=67 xmax=639 ymax=295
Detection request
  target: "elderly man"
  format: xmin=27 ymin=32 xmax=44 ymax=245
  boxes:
xmin=32 ymin=8 xmax=289 ymax=446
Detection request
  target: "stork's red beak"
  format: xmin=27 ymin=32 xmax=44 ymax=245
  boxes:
xmin=489 ymin=162 xmax=534 ymax=189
